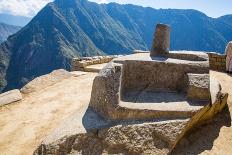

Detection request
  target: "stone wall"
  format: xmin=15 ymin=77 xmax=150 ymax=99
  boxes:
xmin=71 ymin=56 xmax=117 ymax=71
xmin=72 ymin=53 xmax=227 ymax=72
xmin=207 ymin=52 xmax=226 ymax=72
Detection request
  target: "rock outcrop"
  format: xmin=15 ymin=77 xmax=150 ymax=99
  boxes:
xmin=34 ymin=52 xmax=228 ymax=155
xmin=33 ymin=25 xmax=228 ymax=155
xmin=0 ymin=89 xmax=22 ymax=107
xmin=21 ymin=69 xmax=73 ymax=94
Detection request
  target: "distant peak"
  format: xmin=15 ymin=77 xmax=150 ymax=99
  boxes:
xmin=54 ymin=0 xmax=87 ymax=4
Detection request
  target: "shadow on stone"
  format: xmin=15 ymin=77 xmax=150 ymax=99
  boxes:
xmin=150 ymin=56 xmax=168 ymax=61
xmin=122 ymin=91 xmax=208 ymax=107
xmin=172 ymin=105 xmax=231 ymax=155
xmin=226 ymin=72 xmax=232 ymax=77
xmin=82 ymin=107 xmax=110 ymax=132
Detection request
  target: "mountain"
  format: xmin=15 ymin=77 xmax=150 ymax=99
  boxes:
xmin=0 ymin=0 xmax=232 ymax=92
xmin=0 ymin=23 xmax=21 ymax=43
xmin=0 ymin=13 xmax=31 ymax=27
xmin=217 ymin=15 xmax=232 ymax=27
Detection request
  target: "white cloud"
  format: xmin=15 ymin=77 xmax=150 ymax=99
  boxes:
xmin=99 ymin=0 xmax=108 ymax=3
xmin=0 ymin=0 xmax=231 ymax=18
xmin=92 ymin=0 xmax=109 ymax=4
xmin=0 ymin=0 xmax=52 ymax=17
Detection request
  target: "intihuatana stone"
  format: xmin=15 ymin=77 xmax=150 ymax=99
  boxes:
xmin=151 ymin=24 xmax=170 ymax=56
xmin=34 ymin=24 xmax=228 ymax=155
xmin=90 ymin=51 xmax=210 ymax=121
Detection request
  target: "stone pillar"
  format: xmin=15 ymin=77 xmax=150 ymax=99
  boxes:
xmin=150 ymin=24 xmax=170 ymax=57
xmin=225 ymin=41 xmax=232 ymax=72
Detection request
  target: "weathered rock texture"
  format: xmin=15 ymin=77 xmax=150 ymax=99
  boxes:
xmin=151 ymin=24 xmax=170 ymax=56
xmin=208 ymin=52 xmax=226 ymax=72
xmin=0 ymin=89 xmax=22 ymax=107
xmin=71 ymin=56 xmax=116 ymax=72
xmin=21 ymin=69 xmax=72 ymax=94
xmin=225 ymin=41 xmax=232 ymax=72
xmin=34 ymin=89 xmax=227 ymax=155
xmin=185 ymin=74 xmax=210 ymax=100
xmin=90 ymin=52 xmax=210 ymax=121
xmin=33 ymin=25 xmax=228 ymax=155
xmin=34 ymin=52 xmax=228 ymax=155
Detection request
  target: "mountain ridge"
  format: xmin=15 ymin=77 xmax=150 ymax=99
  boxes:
xmin=0 ymin=13 xmax=31 ymax=27
xmin=0 ymin=23 xmax=21 ymax=43
xmin=0 ymin=0 xmax=232 ymax=92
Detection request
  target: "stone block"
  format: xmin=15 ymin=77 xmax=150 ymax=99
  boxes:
xmin=211 ymin=58 xmax=217 ymax=62
xmin=107 ymin=56 xmax=113 ymax=62
xmin=72 ymin=58 xmax=81 ymax=62
xmin=82 ymin=57 xmax=92 ymax=61
xmin=211 ymin=54 xmax=219 ymax=58
xmin=103 ymin=57 xmax=109 ymax=63
xmin=78 ymin=61 xmax=88 ymax=68
xmin=100 ymin=57 xmax=106 ymax=63
xmin=214 ymin=61 xmax=221 ymax=66
xmin=93 ymin=59 xmax=100 ymax=64
xmin=85 ymin=60 xmax=93 ymax=66
xmin=186 ymin=74 xmax=210 ymax=101
xmin=218 ymin=66 xmax=226 ymax=71
xmin=216 ymin=57 xmax=221 ymax=62
xmin=0 ymin=89 xmax=22 ymax=106
xmin=100 ymin=58 xmax=105 ymax=64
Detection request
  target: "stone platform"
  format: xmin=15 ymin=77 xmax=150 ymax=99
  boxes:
xmin=34 ymin=24 xmax=228 ymax=155
xmin=90 ymin=51 xmax=212 ymax=120
xmin=33 ymin=52 xmax=228 ymax=155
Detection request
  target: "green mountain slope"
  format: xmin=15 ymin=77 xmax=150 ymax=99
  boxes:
xmin=0 ymin=23 xmax=21 ymax=43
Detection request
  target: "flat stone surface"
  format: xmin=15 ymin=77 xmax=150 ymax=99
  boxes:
xmin=84 ymin=63 xmax=108 ymax=73
xmin=42 ymin=108 xmax=109 ymax=145
xmin=21 ymin=69 xmax=73 ymax=94
xmin=0 ymin=69 xmax=228 ymax=155
xmin=0 ymin=89 xmax=22 ymax=107
xmin=120 ymin=77 xmax=218 ymax=115
xmin=70 ymin=71 xmax=87 ymax=76
xmin=36 ymin=108 xmax=190 ymax=155
xmin=0 ymin=71 xmax=97 ymax=155
xmin=121 ymin=91 xmax=208 ymax=111
xmin=114 ymin=52 xmax=209 ymax=65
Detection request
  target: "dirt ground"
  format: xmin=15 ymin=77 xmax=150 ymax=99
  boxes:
xmin=0 ymin=70 xmax=231 ymax=155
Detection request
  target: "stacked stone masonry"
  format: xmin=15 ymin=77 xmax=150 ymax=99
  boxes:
xmin=207 ymin=52 xmax=226 ymax=72
xmin=72 ymin=53 xmax=227 ymax=72
xmin=71 ymin=56 xmax=121 ymax=72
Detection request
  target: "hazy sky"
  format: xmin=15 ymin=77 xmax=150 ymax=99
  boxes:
xmin=0 ymin=0 xmax=231 ymax=18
